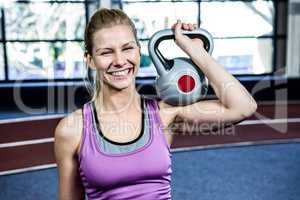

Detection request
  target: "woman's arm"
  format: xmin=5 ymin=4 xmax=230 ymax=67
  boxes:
xmin=54 ymin=111 xmax=85 ymax=200
xmin=167 ymin=21 xmax=257 ymax=132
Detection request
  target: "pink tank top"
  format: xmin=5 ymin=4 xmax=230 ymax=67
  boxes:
xmin=78 ymin=97 xmax=172 ymax=200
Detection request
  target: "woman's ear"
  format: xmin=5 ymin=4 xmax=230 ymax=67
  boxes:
xmin=86 ymin=54 xmax=96 ymax=70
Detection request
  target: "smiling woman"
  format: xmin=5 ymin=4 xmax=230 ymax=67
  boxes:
xmin=54 ymin=7 xmax=256 ymax=200
xmin=86 ymin=25 xmax=140 ymax=91
xmin=54 ymin=8 xmax=174 ymax=200
xmin=83 ymin=9 xmax=141 ymax=100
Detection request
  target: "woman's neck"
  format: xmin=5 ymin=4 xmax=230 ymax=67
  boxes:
xmin=95 ymin=84 xmax=140 ymax=115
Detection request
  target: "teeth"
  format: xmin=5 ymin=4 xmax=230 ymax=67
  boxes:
xmin=111 ymin=69 xmax=130 ymax=76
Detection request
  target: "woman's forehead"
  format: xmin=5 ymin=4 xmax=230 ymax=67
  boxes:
xmin=93 ymin=25 xmax=135 ymax=45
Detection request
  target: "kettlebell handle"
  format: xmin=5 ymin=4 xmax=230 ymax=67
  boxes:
xmin=148 ymin=28 xmax=214 ymax=76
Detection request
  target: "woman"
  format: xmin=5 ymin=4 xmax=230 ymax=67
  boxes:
xmin=54 ymin=8 xmax=257 ymax=200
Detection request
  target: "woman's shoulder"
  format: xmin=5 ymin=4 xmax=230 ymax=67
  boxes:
xmin=56 ymin=108 xmax=83 ymax=135
xmin=54 ymin=107 xmax=84 ymax=152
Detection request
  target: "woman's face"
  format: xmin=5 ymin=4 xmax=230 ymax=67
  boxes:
xmin=88 ymin=24 xmax=140 ymax=91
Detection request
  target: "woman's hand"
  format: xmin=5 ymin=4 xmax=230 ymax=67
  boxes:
xmin=171 ymin=20 xmax=205 ymax=56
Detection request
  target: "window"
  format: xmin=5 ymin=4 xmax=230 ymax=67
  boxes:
xmin=0 ymin=0 xmax=99 ymax=82
xmin=0 ymin=44 xmax=4 ymax=80
xmin=200 ymin=1 xmax=274 ymax=75
xmin=122 ymin=0 xmax=282 ymax=76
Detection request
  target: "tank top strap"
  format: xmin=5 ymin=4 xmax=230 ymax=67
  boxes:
xmin=145 ymin=97 xmax=162 ymax=126
xmin=79 ymin=101 xmax=98 ymax=162
xmin=82 ymin=101 xmax=93 ymax=129
xmin=145 ymin=97 xmax=171 ymax=152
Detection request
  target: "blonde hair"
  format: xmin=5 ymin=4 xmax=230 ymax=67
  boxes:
xmin=83 ymin=8 xmax=140 ymax=101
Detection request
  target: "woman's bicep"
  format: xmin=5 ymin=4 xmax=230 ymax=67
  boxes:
xmin=176 ymin=99 xmax=244 ymax=124
xmin=170 ymin=99 xmax=248 ymax=134
xmin=54 ymin=118 xmax=85 ymax=200
xmin=56 ymin=154 xmax=85 ymax=200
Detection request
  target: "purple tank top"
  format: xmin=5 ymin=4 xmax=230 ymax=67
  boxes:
xmin=78 ymin=97 xmax=172 ymax=200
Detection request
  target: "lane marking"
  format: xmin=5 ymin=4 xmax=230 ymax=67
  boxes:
xmin=171 ymin=138 xmax=300 ymax=152
xmin=0 ymin=114 xmax=66 ymax=124
xmin=0 ymin=163 xmax=57 ymax=176
xmin=0 ymin=138 xmax=54 ymax=148
xmin=239 ymin=118 xmax=300 ymax=125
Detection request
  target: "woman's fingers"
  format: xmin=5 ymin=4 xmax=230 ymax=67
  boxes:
xmin=182 ymin=23 xmax=188 ymax=30
xmin=173 ymin=20 xmax=182 ymax=37
xmin=172 ymin=21 xmax=197 ymax=31
xmin=171 ymin=22 xmax=176 ymax=30
xmin=171 ymin=20 xmax=181 ymax=30
xmin=187 ymin=23 xmax=197 ymax=31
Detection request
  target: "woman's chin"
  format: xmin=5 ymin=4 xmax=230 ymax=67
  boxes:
xmin=113 ymin=83 xmax=133 ymax=90
xmin=104 ymin=79 xmax=135 ymax=91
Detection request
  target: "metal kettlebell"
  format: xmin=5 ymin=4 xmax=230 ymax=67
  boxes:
xmin=148 ymin=28 xmax=214 ymax=106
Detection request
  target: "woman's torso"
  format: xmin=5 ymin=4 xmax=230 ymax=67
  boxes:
xmin=77 ymin=96 xmax=173 ymax=200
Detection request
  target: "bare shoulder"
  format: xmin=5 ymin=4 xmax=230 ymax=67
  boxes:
xmin=54 ymin=108 xmax=83 ymax=154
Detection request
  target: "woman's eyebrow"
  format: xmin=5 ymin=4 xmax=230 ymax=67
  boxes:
xmin=95 ymin=47 xmax=112 ymax=53
xmin=95 ymin=41 xmax=136 ymax=52
xmin=122 ymin=41 xmax=136 ymax=47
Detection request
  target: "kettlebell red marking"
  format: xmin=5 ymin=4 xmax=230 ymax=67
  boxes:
xmin=178 ymin=75 xmax=195 ymax=93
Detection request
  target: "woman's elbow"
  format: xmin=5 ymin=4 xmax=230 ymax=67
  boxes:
xmin=241 ymin=101 xmax=257 ymax=119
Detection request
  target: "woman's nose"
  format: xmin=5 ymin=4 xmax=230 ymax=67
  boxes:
xmin=112 ymin=51 xmax=126 ymax=66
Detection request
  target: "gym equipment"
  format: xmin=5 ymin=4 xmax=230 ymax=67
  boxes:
xmin=148 ymin=28 xmax=214 ymax=106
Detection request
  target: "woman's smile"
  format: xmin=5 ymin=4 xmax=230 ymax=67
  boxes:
xmin=107 ymin=67 xmax=134 ymax=81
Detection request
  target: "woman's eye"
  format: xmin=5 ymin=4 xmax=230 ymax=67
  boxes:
xmin=100 ymin=51 xmax=112 ymax=55
xmin=123 ymin=47 xmax=134 ymax=51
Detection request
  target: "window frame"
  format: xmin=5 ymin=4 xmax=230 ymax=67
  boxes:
xmin=0 ymin=0 xmax=99 ymax=84
xmin=121 ymin=0 xmax=287 ymax=79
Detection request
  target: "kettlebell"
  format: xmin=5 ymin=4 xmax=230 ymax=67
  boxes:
xmin=148 ymin=28 xmax=214 ymax=106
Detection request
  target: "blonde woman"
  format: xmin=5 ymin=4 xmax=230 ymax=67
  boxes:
xmin=54 ymin=8 xmax=257 ymax=200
